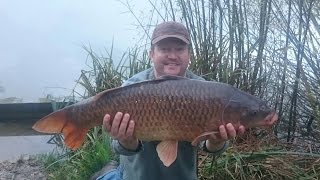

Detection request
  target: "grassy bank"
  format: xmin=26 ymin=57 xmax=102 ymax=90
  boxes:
xmin=38 ymin=127 xmax=114 ymax=180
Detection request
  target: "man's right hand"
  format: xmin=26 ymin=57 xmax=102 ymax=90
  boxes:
xmin=103 ymin=112 xmax=139 ymax=151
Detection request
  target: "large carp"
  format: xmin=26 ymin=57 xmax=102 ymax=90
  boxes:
xmin=33 ymin=76 xmax=278 ymax=166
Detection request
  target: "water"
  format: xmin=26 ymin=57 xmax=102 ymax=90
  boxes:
xmin=0 ymin=135 xmax=56 ymax=161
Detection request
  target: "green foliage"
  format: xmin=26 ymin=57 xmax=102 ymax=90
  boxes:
xmin=79 ymin=44 xmax=150 ymax=97
xmin=40 ymin=127 xmax=113 ymax=180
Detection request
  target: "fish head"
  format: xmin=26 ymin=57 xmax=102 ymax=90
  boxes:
xmin=222 ymin=91 xmax=278 ymax=129
xmin=238 ymin=101 xmax=278 ymax=128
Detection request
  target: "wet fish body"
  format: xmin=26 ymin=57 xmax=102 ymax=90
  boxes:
xmin=32 ymin=76 xmax=278 ymax=166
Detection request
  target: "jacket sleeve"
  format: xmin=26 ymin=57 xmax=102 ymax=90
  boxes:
xmin=111 ymin=139 xmax=144 ymax=156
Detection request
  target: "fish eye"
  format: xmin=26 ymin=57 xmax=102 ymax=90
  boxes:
xmin=248 ymin=110 xmax=257 ymax=116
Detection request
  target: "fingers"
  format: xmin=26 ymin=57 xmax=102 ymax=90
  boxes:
xmin=218 ymin=125 xmax=228 ymax=141
xmin=225 ymin=123 xmax=237 ymax=138
xmin=110 ymin=112 xmax=123 ymax=136
xmin=126 ymin=120 xmax=135 ymax=137
xmin=103 ymin=112 xmax=139 ymax=150
xmin=118 ymin=113 xmax=130 ymax=136
xmin=103 ymin=112 xmax=135 ymax=140
xmin=118 ymin=113 xmax=135 ymax=138
xmin=103 ymin=114 xmax=111 ymax=133
xmin=206 ymin=124 xmax=245 ymax=150
xmin=209 ymin=123 xmax=244 ymax=143
xmin=238 ymin=125 xmax=246 ymax=135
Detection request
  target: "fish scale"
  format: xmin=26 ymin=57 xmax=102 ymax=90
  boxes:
xmin=94 ymin=79 xmax=224 ymax=142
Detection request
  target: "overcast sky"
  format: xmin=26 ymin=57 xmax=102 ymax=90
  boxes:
xmin=0 ymin=0 xmax=148 ymax=102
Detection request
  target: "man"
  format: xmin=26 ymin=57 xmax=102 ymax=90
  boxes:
xmin=97 ymin=21 xmax=245 ymax=180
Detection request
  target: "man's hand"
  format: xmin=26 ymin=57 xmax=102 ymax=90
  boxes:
xmin=205 ymin=123 xmax=245 ymax=152
xmin=103 ymin=112 xmax=139 ymax=151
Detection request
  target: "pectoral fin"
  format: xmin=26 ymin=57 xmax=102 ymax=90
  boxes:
xmin=191 ymin=131 xmax=219 ymax=146
xmin=156 ymin=140 xmax=178 ymax=167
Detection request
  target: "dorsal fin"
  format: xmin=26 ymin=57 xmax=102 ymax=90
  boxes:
xmin=93 ymin=87 xmax=121 ymax=101
xmin=93 ymin=75 xmax=189 ymax=101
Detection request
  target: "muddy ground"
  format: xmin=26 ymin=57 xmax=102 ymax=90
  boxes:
xmin=0 ymin=156 xmax=47 ymax=180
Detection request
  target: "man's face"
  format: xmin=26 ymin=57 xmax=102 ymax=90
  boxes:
xmin=150 ymin=38 xmax=190 ymax=78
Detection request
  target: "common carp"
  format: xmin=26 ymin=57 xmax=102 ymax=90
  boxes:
xmin=32 ymin=76 xmax=278 ymax=166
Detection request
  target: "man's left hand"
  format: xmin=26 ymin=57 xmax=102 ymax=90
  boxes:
xmin=205 ymin=123 xmax=245 ymax=152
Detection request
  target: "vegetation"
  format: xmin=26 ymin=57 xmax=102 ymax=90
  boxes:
xmin=39 ymin=127 xmax=113 ymax=180
xmin=41 ymin=0 xmax=320 ymax=179
xmin=198 ymin=132 xmax=320 ymax=179
xmin=199 ymin=149 xmax=320 ymax=179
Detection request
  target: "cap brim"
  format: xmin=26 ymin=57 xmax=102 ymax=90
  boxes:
xmin=152 ymin=35 xmax=190 ymax=45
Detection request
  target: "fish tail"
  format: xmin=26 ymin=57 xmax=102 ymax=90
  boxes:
xmin=32 ymin=109 xmax=88 ymax=150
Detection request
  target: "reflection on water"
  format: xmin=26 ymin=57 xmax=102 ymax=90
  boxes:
xmin=0 ymin=135 xmax=57 ymax=161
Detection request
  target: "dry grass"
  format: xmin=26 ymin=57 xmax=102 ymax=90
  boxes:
xmin=198 ymin=130 xmax=320 ymax=180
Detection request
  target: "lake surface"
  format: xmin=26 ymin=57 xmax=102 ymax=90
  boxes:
xmin=0 ymin=135 xmax=56 ymax=161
